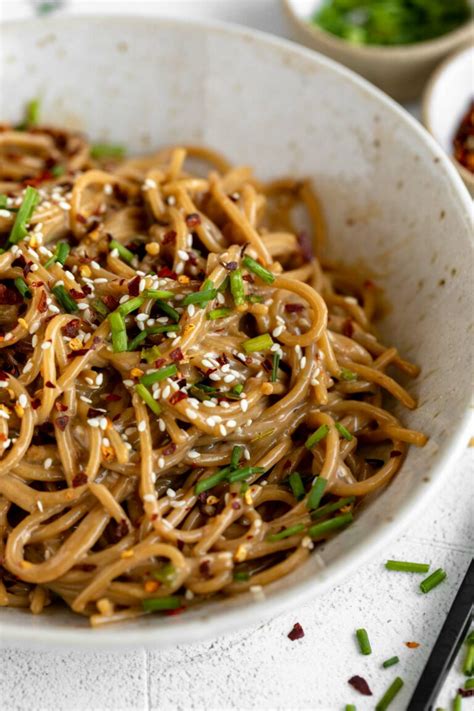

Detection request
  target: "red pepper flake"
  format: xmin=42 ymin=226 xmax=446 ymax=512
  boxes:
xmin=170 ymin=347 xmax=184 ymax=363
xmin=297 ymin=230 xmax=313 ymax=263
xmin=342 ymin=319 xmax=354 ymax=338
xmin=54 ymin=401 xmax=68 ymax=412
xmin=164 ymin=606 xmax=186 ymax=616
xmin=348 ymin=676 xmax=373 ymax=696
xmin=0 ymin=370 xmax=9 ymax=381
xmin=31 ymin=281 xmax=44 ymax=288
xmin=72 ymin=471 xmax=88 ymax=487
xmin=102 ymin=295 xmax=119 ymax=311
xmin=37 ymin=290 xmax=48 ymax=313
xmin=45 ymin=381 xmax=56 ymax=389
xmin=216 ymin=353 xmax=229 ymax=366
xmin=405 ymin=641 xmax=420 ymax=649
xmin=390 ymin=450 xmax=402 ymax=458
xmin=23 ymin=170 xmax=54 ymax=187
xmin=285 ymin=303 xmax=304 ymax=313
xmin=0 ymin=433 xmax=6 ymax=442
xmin=128 ymin=275 xmax=140 ymax=296
xmin=87 ymin=407 xmax=104 ymax=418
xmin=62 ymin=319 xmax=81 ymax=338
xmin=69 ymin=289 xmax=86 ymax=300
xmin=12 ymin=255 xmax=27 ymax=270
xmin=67 ymin=348 xmax=89 ymax=358
xmin=205 ymin=367 xmax=217 ymax=377
xmin=76 ymin=213 xmax=87 ymax=224
xmin=163 ymin=230 xmax=177 ymax=245
xmin=105 ymin=393 xmax=121 ymax=402
xmin=82 ymin=284 xmax=92 ymax=296
xmin=31 ymin=398 xmax=41 ymax=410
xmin=163 ymin=442 xmax=177 ymax=456
xmin=185 ymin=213 xmax=201 ymax=228
xmin=287 ymin=622 xmax=305 ymax=641
xmin=157 ymin=266 xmax=177 ymax=280
xmin=459 ymin=688 xmax=474 ymax=698
xmin=55 ymin=415 xmax=69 ymax=431
xmin=154 ymin=358 xmax=166 ymax=369
xmin=242 ymin=273 xmax=254 ymax=283
xmin=169 ymin=390 xmax=187 ymax=406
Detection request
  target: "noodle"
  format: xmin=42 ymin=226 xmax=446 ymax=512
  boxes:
xmin=0 ymin=120 xmax=426 ymax=626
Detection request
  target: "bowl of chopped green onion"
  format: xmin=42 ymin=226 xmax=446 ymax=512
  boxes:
xmin=284 ymin=0 xmax=473 ymax=101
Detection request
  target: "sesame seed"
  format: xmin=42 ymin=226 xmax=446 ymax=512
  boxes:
xmin=177 ymin=250 xmax=189 ymax=261
xmin=223 ymin=374 xmax=235 ymax=383
xmin=158 ymin=457 xmax=165 ymax=468
xmin=87 ymin=418 xmax=100 ymax=428
xmin=59 ymin=201 xmax=71 ymax=211
xmin=219 ymin=424 xmax=227 ymax=437
xmin=188 ymin=450 xmax=200 ymax=459
xmin=203 ymin=400 xmax=216 ymax=408
xmin=37 ymin=500 xmax=44 ymax=512
xmin=104 ymin=184 xmax=113 ymax=195
xmin=185 ymin=408 xmax=198 ymax=420
xmin=143 ymin=493 xmax=156 ymax=502
xmin=300 ymin=357 xmax=307 ymax=369
xmin=18 ymin=394 xmax=28 ymax=408
xmin=137 ymin=421 xmax=146 ymax=432
xmin=136 ymin=313 xmax=148 ymax=322
xmin=272 ymin=325 xmax=284 ymax=338
xmin=111 ymin=248 xmax=119 ymax=258
xmin=44 ymin=458 xmax=53 ymax=469
xmin=220 ymin=401 xmax=230 ymax=409
xmin=166 ymin=488 xmax=176 ymax=498
xmin=162 ymin=385 xmax=171 ymax=399
xmin=99 ymin=417 xmax=108 ymax=431
xmin=158 ymin=419 xmax=166 ymax=432
xmin=187 ymin=303 xmax=195 ymax=317
xmin=175 ymin=262 xmax=184 ymax=275
xmin=227 ymin=420 xmax=237 ymax=428
xmin=240 ymin=399 xmax=249 ymax=413
xmin=41 ymin=341 xmax=52 ymax=350
xmin=23 ymin=361 xmax=33 ymax=374
xmin=209 ymin=372 xmax=221 ymax=381
xmin=77 ymin=303 xmax=89 ymax=311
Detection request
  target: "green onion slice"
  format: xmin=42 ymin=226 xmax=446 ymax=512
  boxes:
xmin=91 ymin=143 xmax=125 ymax=160
xmin=52 ymin=284 xmax=78 ymax=314
xmin=8 ymin=186 xmax=39 ymax=246
xmin=335 ymin=422 xmax=353 ymax=441
xmin=375 ymin=677 xmax=404 ymax=711
xmin=242 ymin=255 xmax=275 ymax=284
xmin=109 ymin=239 xmax=135 ymax=265
xmin=230 ymin=269 xmax=245 ymax=306
xmin=135 ymin=383 xmax=161 ymax=416
xmin=242 ymin=333 xmax=273 ymax=353
xmin=267 ymin=523 xmax=305 ymax=542
xmin=308 ymin=512 xmax=353 ymax=539
xmin=14 ymin=277 xmax=31 ymax=299
xmin=356 ymin=627 xmax=372 ymax=655
xmin=306 ymin=476 xmax=327 ymax=511
xmin=142 ymin=596 xmax=182 ymax=612
xmin=108 ymin=310 xmax=127 ymax=352
xmin=44 ymin=242 xmax=70 ymax=268
xmin=385 ymin=560 xmax=430 ymax=574
xmin=140 ymin=364 xmax=177 ymax=387
xmin=289 ymin=472 xmax=305 ymax=501
xmin=419 ymin=568 xmax=447 ymax=594
xmin=305 ymin=424 xmax=329 ymax=449
xmin=207 ymin=307 xmax=232 ymax=320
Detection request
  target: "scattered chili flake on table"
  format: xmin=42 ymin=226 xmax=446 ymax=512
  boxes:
xmin=453 ymin=99 xmax=474 ymax=173
xmin=287 ymin=622 xmax=305 ymax=641
xmin=348 ymin=675 xmax=373 ymax=696
xmin=405 ymin=641 xmax=420 ymax=648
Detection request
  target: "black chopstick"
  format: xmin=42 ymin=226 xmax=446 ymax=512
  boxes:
xmin=408 ymin=558 xmax=473 ymax=710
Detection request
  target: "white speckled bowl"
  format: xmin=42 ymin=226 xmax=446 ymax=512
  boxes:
xmin=0 ymin=15 xmax=472 ymax=650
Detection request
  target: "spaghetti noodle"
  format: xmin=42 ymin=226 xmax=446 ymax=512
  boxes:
xmin=0 ymin=121 xmax=426 ymax=626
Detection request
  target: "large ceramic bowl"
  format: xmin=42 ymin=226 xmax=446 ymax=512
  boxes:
xmin=0 ymin=15 xmax=472 ymax=650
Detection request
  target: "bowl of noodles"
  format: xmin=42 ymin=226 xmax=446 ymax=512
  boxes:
xmin=0 ymin=15 xmax=472 ymax=649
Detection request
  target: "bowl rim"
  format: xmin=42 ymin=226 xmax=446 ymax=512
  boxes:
xmin=283 ymin=0 xmax=474 ymax=58
xmin=0 ymin=12 xmax=472 ymax=650
xmin=422 ymin=43 xmax=474 ymax=187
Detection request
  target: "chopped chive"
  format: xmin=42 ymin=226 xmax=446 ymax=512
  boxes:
xmin=91 ymin=299 xmax=110 ymax=318
xmin=242 ymin=255 xmax=275 ymax=284
xmin=207 ymin=307 xmax=232 ymax=320
xmin=232 ymin=383 xmax=244 ymax=396
xmin=52 ymin=284 xmax=78 ymax=313
xmin=246 ymin=294 xmax=264 ymax=304
xmin=142 ymin=595 xmax=181 ymax=612
xmin=382 ymin=656 xmax=400 ymax=669
xmin=453 ymin=696 xmax=462 ymax=711
xmin=340 ymin=367 xmax=357 ymax=381
xmin=305 ymin=424 xmax=329 ymax=449
xmin=271 ymin=351 xmax=280 ymax=382
xmin=202 ymin=278 xmax=214 ymax=292
xmin=117 ymin=296 xmax=145 ymax=317
xmin=306 ymin=476 xmax=327 ymax=511
xmin=375 ymin=677 xmax=404 ymax=711
xmin=465 ymin=679 xmax=474 ymax=689
xmin=194 ymin=383 xmax=218 ymax=394
xmin=242 ymin=333 xmax=273 ymax=353
xmin=8 ymin=186 xmax=39 ymax=245
xmin=155 ymin=299 xmax=180 ymax=323
xmin=233 ymin=571 xmax=250 ymax=582
xmin=356 ymin=628 xmax=372 ymax=655
xmin=463 ymin=643 xmax=474 ymax=676
xmin=230 ymin=269 xmax=245 ymax=306
xmin=218 ymin=276 xmax=229 ymax=293
xmin=128 ymin=330 xmax=149 ymax=351
xmin=19 ymin=98 xmax=40 ymax=128
xmin=0 ymin=195 xmax=8 ymax=209
xmin=151 ymin=562 xmax=175 ymax=583
xmin=346 ymin=706 xmax=356 ymax=711
xmin=195 ymin=466 xmax=232 ymax=495
xmin=129 ymin=324 xmax=180 ymax=351
xmin=51 ymin=164 xmax=65 ymax=178
xmin=267 ymin=523 xmax=305 ymax=542
xmin=182 ymin=288 xmax=217 ymax=307
xmin=91 ymin=143 xmax=125 ymax=160
xmin=308 ymin=512 xmax=353 ymax=539
xmin=135 ymin=383 xmax=161 ymax=416
xmin=143 ymin=289 xmax=174 ymax=301
xmin=385 ymin=560 xmax=430 ymax=574
xmin=44 ymin=241 xmax=70 ymax=268
xmin=289 ymin=472 xmax=305 ymax=501
xmin=14 ymin=277 xmax=31 ymax=299
xmin=140 ymin=364 xmax=177 ymax=387
xmin=227 ymin=466 xmax=265 ymax=484
xmin=335 ymin=422 xmax=353 ymax=441
xmin=311 ymin=496 xmax=355 ymax=520
xmin=240 ymin=482 xmax=249 ymax=495
xmin=109 ymin=239 xmax=134 ymax=264
xmin=231 ymin=445 xmax=243 ymax=469
xmin=420 ymin=568 xmax=447 ymax=594
xmin=108 ymin=310 xmax=127 ymax=352
xmin=141 ymin=345 xmax=163 ymax=364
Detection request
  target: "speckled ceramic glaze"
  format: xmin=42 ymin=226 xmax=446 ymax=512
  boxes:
xmin=0 ymin=15 xmax=472 ymax=650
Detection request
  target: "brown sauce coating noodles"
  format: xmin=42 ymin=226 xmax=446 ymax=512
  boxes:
xmin=0 ymin=123 xmax=427 ymax=625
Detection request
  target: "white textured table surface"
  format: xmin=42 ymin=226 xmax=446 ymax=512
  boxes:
xmin=1 ymin=2 xmax=473 ymax=710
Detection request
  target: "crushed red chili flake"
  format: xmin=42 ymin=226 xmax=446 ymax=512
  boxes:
xmin=0 ymin=370 xmax=9 ymax=381
xmin=62 ymin=319 xmax=81 ymax=338
xmin=163 ymin=442 xmax=177 ymax=456
xmin=405 ymin=641 xmax=420 ymax=648
xmin=154 ymin=358 xmax=166 ymax=369
xmin=170 ymin=347 xmax=184 ymax=362
xmin=45 ymin=381 xmax=56 ymax=389
xmin=348 ymin=676 xmax=373 ymax=696
xmin=12 ymin=255 xmax=27 ymax=270
xmin=242 ymin=273 xmax=254 ymax=283
xmin=76 ymin=213 xmax=87 ymax=224
xmin=54 ymin=402 xmax=68 ymax=412
xmin=205 ymin=367 xmax=217 ymax=377
xmin=453 ymin=99 xmax=474 ymax=173
xmin=169 ymin=391 xmax=188 ymax=406
xmin=0 ymin=434 xmax=6 ymax=443
xmin=37 ymin=290 xmax=48 ymax=313
xmin=185 ymin=213 xmax=201 ymax=228
xmin=157 ymin=266 xmax=177 ymax=280
xmin=31 ymin=281 xmax=44 ymax=288
xmin=72 ymin=471 xmax=88 ymax=487
xmin=285 ymin=303 xmax=304 ymax=313
xmin=287 ymin=622 xmax=305 ymax=641
xmin=216 ymin=353 xmax=229 ymax=366
xmin=0 ymin=284 xmax=22 ymax=305
xmin=69 ymin=289 xmax=86 ymax=300
xmin=102 ymin=295 xmax=119 ymax=311
xmin=283 ymin=459 xmax=291 ymax=469
xmin=459 ymin=688 xmax=474 ymax=698
xmin=55 ymin=415 xmax=69 ymax=431
xmin=88 ymin=407 xmax=104 ymax=418
xmin=164 ymin=606 xmax=186 ymax=617
xmin=163 ymin=230 xmax=177 ymax=245
xmin=23 ymin=170 xmax=54 ymax=187
xmin=176 ymin=378 xmax=187 ymax=388
xmin=31 ymin=398 xmax=41 ymax=410
xmin=105 ymin=393 xmax=121 ymax=402
xmin=390 ymin=450 xmax=402 ymax=458
xmin=128 ymin=275 xmax=141 ymax=296
xmin=82 ymin=284 xmax=92 ymax=296
xmin=297 ymin=230 xmax=313 ymax=263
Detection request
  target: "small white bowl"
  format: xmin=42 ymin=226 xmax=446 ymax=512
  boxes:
xmin=0 ymin=14 xmax=472 ymax=650
xmin=284 ymin=0 xmax=474 ymax=101
xmin=423 ymin=45 xmax=474 ymax=196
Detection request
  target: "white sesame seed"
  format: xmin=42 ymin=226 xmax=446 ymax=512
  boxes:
xmin=99 ymin=417 xmax=108 ymax=431
xmin=110 ymin=248 xmax=119 ymax=258
xmin=143 ymin=493 xmax=156 ymax=503
xmin=219 ymin=424 xmax=227 ymax=437
xmin=240 ymin=399 xmax=249 ymax=413
xmin=203 ymin=400 xmax=216 ymax=408
xmin=0 ymin=209 xmax=10 ymax=218
xmin=272 ymin=325 xmax=284 ymax=338
xmin=166 ymin=195 xmax=176 ymax=205
xmin=158 ymin=418 xmax=166 ymax=432
xmin=104 ymin=184 xmax=113 ymax=195
xmin=300 ymin=357 xmax=307 ymax=369
xmin=223 ymin=374 xmax=235 ymax=383
xmin=188 ymin=449 xmax=200 ymax=459
xmin=243 ymin=447 xmax=251 ymax=460
xmin=37 ymin=500 xmax=44 ymax=512
xmin=102 ymin=437 xmax=110 ymax=447
xmin=177 ymin=250 xmax=189 ymax=261
xmin=85 ymin=377 xmax=94 ymax=386
xmin=137 ymin=421 xmax=146 ymax=432
xmin=77 ymin=303 xmax=88 ymax=311
xmin=166 ymin=488 xmax=176 ymax=498
xmin=209 ymin=372 xmax=221 ymax=381
xmin=41 ymin=341 xmax=52 ymax=350
xmin=18 ymin=394 xmax=28 ymax=408
xmin=123 ymin=379 xmax=134 ymax=387
xmin=44 ymin=457 xmax=53 ymax=469
xmin=23 ymin=360 xmax=33 ymax=374
xmin=206 ymin=416 xmax=216 ymax=427
xmin=220 ymin=401 xmax=230 ymax=409
xmin=48 ymin=304 xmax=60 ymax=314
xmin=162 ymin=385 xmax=171 ymax=399
xmin=158 ymin=457 xmax=165 ymax=468
xmin=186 ymin=408 xmax=198 ymax=420
xmin=227 ymin=420 xmax=237 ymax=429
xmin=87 ymin=418 xmax=100 ymax=428
xmin=95 ymin=373 xmax=103 ymax=385
xmin=185 ymin=589 xmax=194 ymax=601
xmin=135 ymin=313 xmax=148 ymax=322
xmin=187 ymin=303 xmax=195 ymax=317
xmin=144 ymin=178 xmax=157 ymax=189
xmin=119 ymin=295 xmax=129 ymax=304
xmin=59 ymin=201 xmax=71 ymax=211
